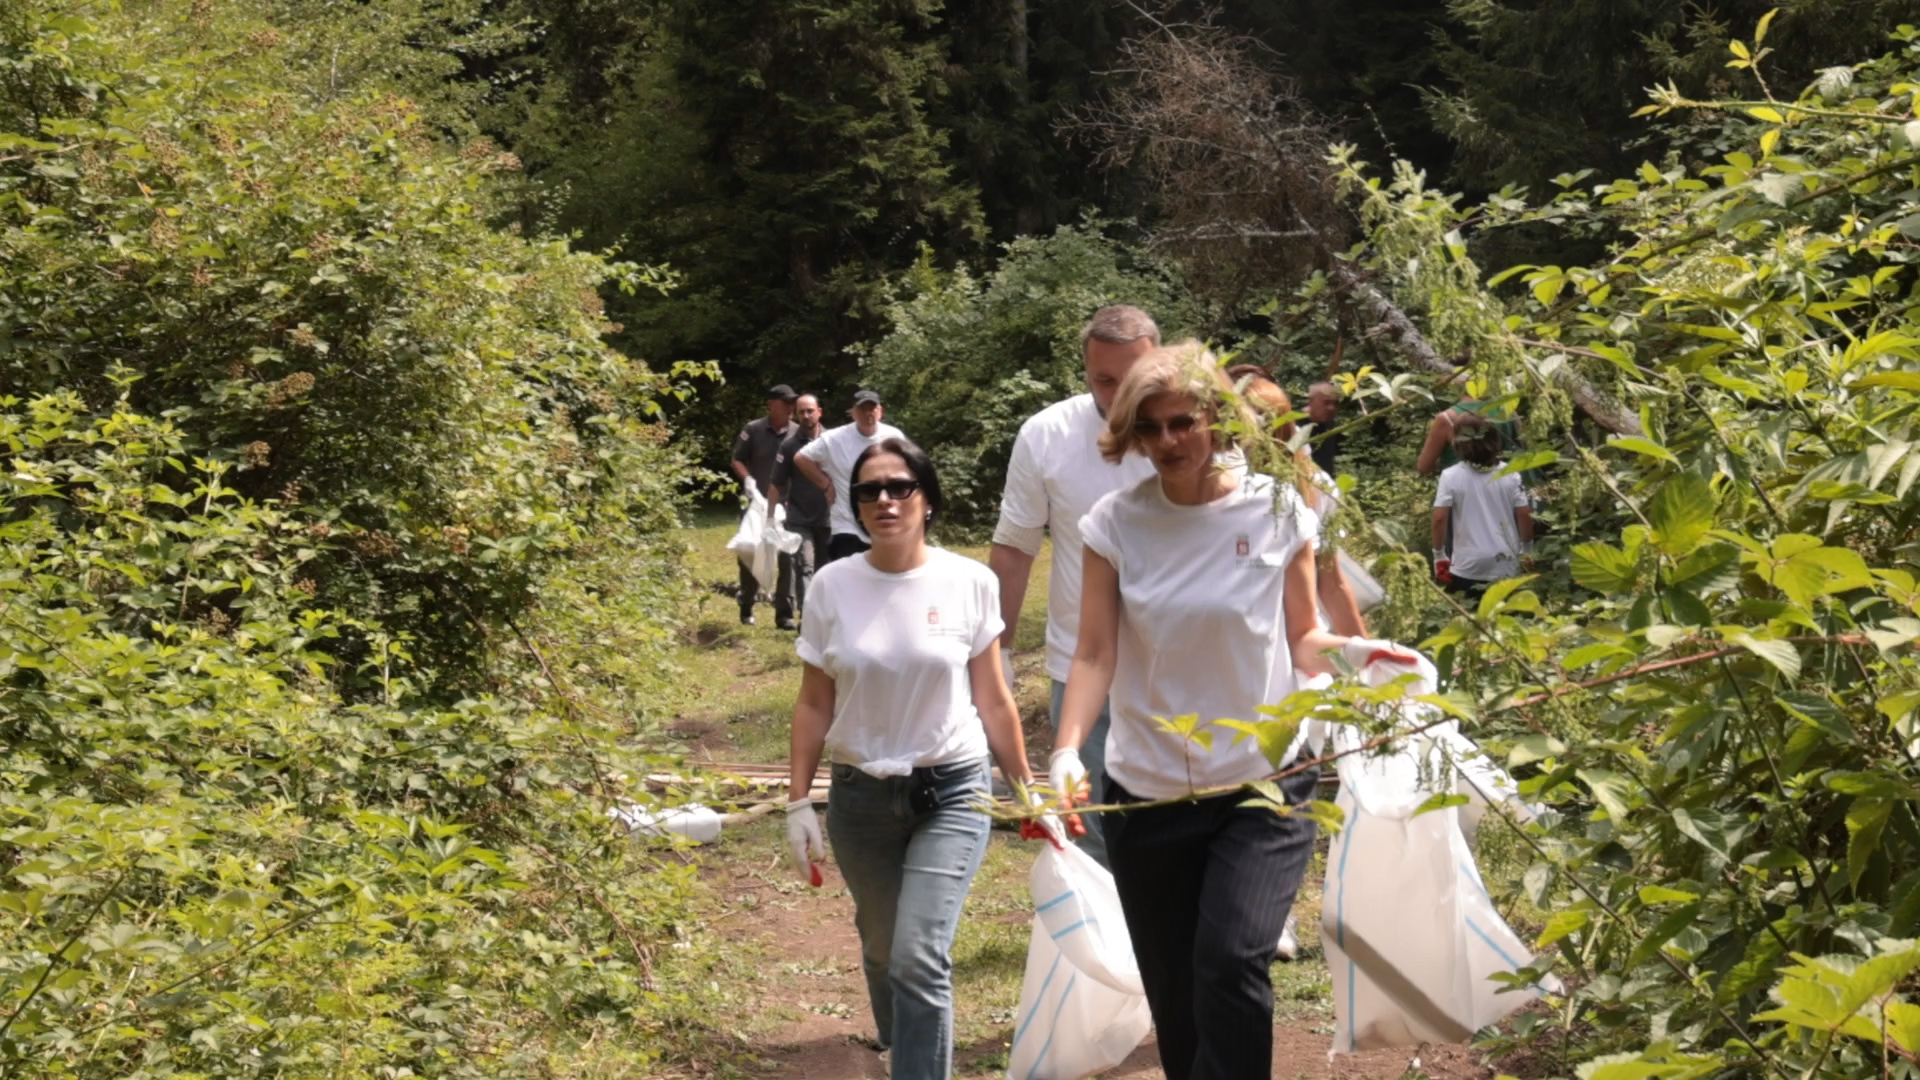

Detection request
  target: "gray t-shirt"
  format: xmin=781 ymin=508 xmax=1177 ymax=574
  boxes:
xmin=772 ymin=429 xmax=829 ymax=529
xmin=732 ymin=416 xmax=793 ymax=496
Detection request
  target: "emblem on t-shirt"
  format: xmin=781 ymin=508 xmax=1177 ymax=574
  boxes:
xmin=927 ymin=607 xmax=941 ymax=626
xmin=1235 ymin=536 xmax=1250 ymax=557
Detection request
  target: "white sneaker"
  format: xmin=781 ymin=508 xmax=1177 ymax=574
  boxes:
xmin=1275 ymin=914 xmax=1300 ymax=962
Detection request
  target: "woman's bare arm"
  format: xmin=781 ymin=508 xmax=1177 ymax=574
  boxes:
xmin=788 ymin=663 xmax=836 ymax=798
xmin=968 ymin=648 xmax=1034 ymax=786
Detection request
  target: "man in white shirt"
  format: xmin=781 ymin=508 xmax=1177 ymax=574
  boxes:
xmin=793 ymin=389 xmax=906 ymax=564
xmin=989 ymin=305 xmax=1160 ymax=866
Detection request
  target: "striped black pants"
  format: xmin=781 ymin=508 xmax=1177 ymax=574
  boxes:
xmin=1105 ymin=768 xmax=1320 ymax=1080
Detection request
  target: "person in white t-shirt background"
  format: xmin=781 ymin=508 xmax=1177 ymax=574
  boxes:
xmin=1050 ymin=342 xmax=1417 ymax=1080
xmin=783 ymin=437 xmax=1034 ymax=1080
xmin=1432 ymin=424 xmax=1534 ymax=599
xmin=989 ymin=304 xmax=1160 ymax=866
xmin=793 ymin=389 xmax=906 ymax=565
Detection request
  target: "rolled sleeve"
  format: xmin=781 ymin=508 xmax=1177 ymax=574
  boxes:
xmin=796 ymin=578 xmax=830 ymax=670
xmin=991 ymin=426 xmax=1048 ymax=555
xmin=731 ymin=426 xmax=753 ymax=465
xmin=1507 ymin=476 xmax=1531 ymax=508
xmin=797 ymin=435 xmax=829 ymax=465
xmin=1079 ymin=499 xmax=1119 ymax=575
xmin=1434 ymin=473 xmax=1457 ymax=508
xmin=970 ymin=573 xmax=1007 ymax=657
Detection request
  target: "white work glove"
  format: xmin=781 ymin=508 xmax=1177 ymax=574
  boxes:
xmin=1048 ymin=748 xmax=1089 ymax=804
xmin=1340 ymin=637 xmax=1421 ymax=674
xmin=786 ymin=797 xmax=827 ymax=886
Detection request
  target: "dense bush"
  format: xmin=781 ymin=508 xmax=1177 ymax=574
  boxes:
xmin=0 ymin=4 xmax=738 ymax=1076
xmin=1331 ymin=18 xmax=1920 ymax=1074
xmin=0 ymin=1 xmax=709 ymax=700
xmin=858 ymin=222 xmax=1202 ymax=524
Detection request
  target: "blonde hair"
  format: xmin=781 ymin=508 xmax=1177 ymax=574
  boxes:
xmin=1099 ymin=341 xmax=1256 ymax=464
xmin=1238 ymin=375 xmax=1319 ymax=502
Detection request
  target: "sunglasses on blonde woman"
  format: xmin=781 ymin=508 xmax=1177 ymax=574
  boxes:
xmin=851 ymin=479 xmax=920 ymax=504
xmin=1132 ymin=413 xmax=1203 ymax=440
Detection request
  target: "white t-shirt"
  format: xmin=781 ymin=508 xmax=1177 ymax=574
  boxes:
xmin=1080 ymin=473 xmax=1319 ymax=800
xmin=992 ymin=395 xmax=1156 ymax=681
xmin=797 ymin=547 xmax=1003 ymax=777
xmin=1435 ymin=462 xmax=1529 ymax=581
xmin=797 ymin=421 xmax=907 ymax=538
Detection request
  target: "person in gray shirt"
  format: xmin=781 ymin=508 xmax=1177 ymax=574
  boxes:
xmin=731 ymin=384 xmax=797 ymax=628
xmin=769 ymin=393 xmax=828 ymax=626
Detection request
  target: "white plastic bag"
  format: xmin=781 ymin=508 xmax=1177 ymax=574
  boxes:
xmin=1006 ymin=818 xmax=1152 ymax=1080
xmin=1321 ymin=656 xmax=1552 ymax=1054
xmin=1337 ymin=549 xmax=1386 ymax=613
xmin=725 ymin=489 xmax=801 ymax=593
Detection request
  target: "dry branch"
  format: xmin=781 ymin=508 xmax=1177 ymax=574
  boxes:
xmin=1070 ymin=3 xmax=1641 ymax=435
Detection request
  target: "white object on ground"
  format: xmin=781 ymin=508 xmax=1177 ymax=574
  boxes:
xmin=1321 ymin=653 xmax=1555 ymax=1054
xmin=725 ymin=487 xmax=802 ymax=594
xmin=1006 ymin=816 xmax=1152 ymax=1080
xmin=608 ymin=802 xmax=723 ymax=844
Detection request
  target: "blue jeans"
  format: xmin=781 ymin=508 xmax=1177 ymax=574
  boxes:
xmin=827 ymin=758 xmax=992 ymax=1080
xmin=1049 ymin=679 xmax=1112 ymax=868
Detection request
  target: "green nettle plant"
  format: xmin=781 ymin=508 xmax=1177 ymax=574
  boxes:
xmin=1319 ymin=15 xmax=1920 ymax=1077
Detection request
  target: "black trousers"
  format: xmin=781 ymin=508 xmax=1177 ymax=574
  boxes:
xmin=738 ymin=552 xmax=795 ymax=623
xmin=791 ymin=525 xmax=831 ymax=613
xmin=1105 ymin=768 xmax=1320 ymax=1080
xmin=825 ymin=532 xmax=870 ymax=564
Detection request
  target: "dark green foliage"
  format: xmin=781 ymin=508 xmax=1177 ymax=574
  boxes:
xmin=1335 ymin=20 xmax=1920 ymax=1071
xmin=1428 ymin=0 xmax=1920 ymax=193
xmin=0 ymin=4 xmax=730 ymax=1075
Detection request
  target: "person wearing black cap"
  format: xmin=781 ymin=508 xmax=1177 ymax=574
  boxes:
xmin=732 ymin=384 xmax=799 ymax=627
xmin=793 ymin=389 xmax=906 ymax=564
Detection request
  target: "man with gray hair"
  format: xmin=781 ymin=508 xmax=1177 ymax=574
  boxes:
xmin=989 ymin=304 xmax=1160 ymax=866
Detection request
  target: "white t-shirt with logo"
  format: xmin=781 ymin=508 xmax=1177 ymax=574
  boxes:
xmin=797 ymin=421 xmax=906 ymax=538
xmin=993 ymin=395 xmax=1157 ymax=682
xmin=1434 ymin=462 xmax=1530 ymax=581
xmin=797 ymin=547 xmax=1003 ymax=777
xmin=1079 ymin=473 xmax=1319 ymax=800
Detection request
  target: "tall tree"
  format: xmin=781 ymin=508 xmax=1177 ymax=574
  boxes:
xmin=1426 ymin=0 xmax=1920 ymax=193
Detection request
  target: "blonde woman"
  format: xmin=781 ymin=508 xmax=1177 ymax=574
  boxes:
xmin=1050 ymin=343 xmax=1411 ymax=1079
xmin=1237 ymin=374 xmax=1369 ymax=638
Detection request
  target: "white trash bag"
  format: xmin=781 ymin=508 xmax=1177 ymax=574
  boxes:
xmin=725 ymin=488 xmax=802 ymax=594
xmin=1322 ymin=655 xmax=1554 ymax=1054
xmin=1006 ymin=817 xmax=1152 ymax=1080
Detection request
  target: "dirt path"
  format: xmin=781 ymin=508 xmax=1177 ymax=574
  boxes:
xmin=705 ymin=824 xmax=1488 ymax=1080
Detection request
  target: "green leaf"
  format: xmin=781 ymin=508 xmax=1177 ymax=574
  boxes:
xmin=1855 ymin=371 xmax=1920 ymax=391
xmin=1508 ymin=733 xmax=1568 ymax=767
xmin=1603 ymin=436 xmax=1680 ymax=464
xmin=1571 ymin=542 xmax=1637 ymax=593
xmin=1730 ymin=632 xmax=1801 ymax=679
xmin=1629 ymin=902 xmax=1702 ymax=967
xmin=1638 ymin=884 xmax=1700 ymax=905
xmin=1414 ymin=792 xmax=1470 ymax=817
xmin=1495 ymin=449 xmax=1558 ymax=478
xmin=1747 ymin=106 xmax=1785 ymax=123
xmin=1476 ymin=575 xmax=1537 ymax=620
xmin=1672 ymin=807 xmax=1732 ymax=864
xmin=1536 ymin=906 xmax=1591 ymax=950
xmin=1215 ymin=717 xmax=1304 ymax=770
xmin=1577 ymin=768 xmax=1635 ymax=822
xmin=1648 ymin=475 xmax=1716 ymax=557
xmin=1885 ymin=1000 xmax=1920 ymax=1054
xmin=1847 ymin=798 xmax=1891 ymax=891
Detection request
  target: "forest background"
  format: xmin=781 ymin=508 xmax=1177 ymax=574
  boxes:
xmin=10 ymin=0 xmax=1920 ymax=1077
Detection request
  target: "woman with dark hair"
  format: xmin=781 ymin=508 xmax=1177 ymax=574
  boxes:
xmin=784 ymin=437 xmax=1034 ymax=1080
xmin=1432 ymin=425 xmax=1534 ymax=598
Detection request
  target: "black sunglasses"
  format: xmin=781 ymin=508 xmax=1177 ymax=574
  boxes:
xmin=851 ymin=479 xmax=921 ymax=504
xmin=1132 ymin=413 xmax=1204 ymax=440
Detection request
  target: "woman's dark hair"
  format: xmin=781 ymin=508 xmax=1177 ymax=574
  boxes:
xmin=1454 ymin=423 xmax=1503 ymax=469
xmin=849 ymin=437 xmax=943 ymax=538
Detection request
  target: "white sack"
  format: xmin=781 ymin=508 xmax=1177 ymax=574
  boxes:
xmin=1321 ymin=656 xmax=1552 ymax=1055
xmin=725 ymin=489 xmax=801 ymax=594
xmin=1006 ymin=818 xmax=1152 ymax=1080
